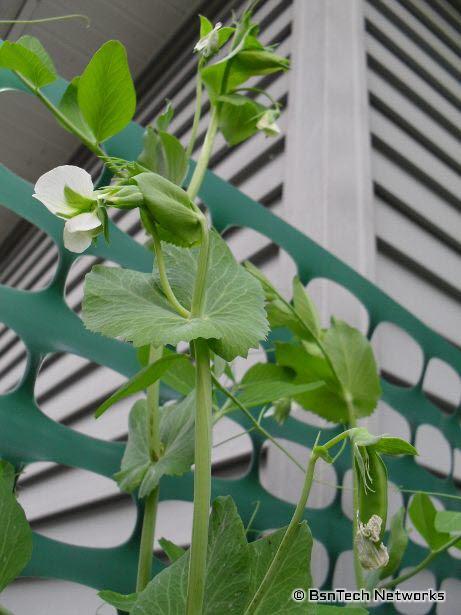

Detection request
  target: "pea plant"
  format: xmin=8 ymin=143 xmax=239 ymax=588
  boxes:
xmin=0 ymin=5 xmax=460 ymax=615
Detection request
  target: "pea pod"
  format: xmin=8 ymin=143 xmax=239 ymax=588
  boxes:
xmin=355 ymin=447 xmax=388 ymax=538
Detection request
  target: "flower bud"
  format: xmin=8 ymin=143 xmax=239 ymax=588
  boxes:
xmin=103 ymin=185 xmax=144 ymax=209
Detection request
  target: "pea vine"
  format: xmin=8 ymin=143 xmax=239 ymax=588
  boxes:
xmin=0 ymin=5 xmax=459 ymax=615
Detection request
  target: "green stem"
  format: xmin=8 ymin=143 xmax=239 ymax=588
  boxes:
xmin=186 ymin=339 xmax=212 ymax=615
xmin=0 ymin=14 xmax=89 ymax=26
xmin=244 ymin=448 xmax=319 ymax=614
xmin=379 ymin=534 xmax=461 ymax=589
xmin=187 ymin=107 xmax=219 ymax=201
xmin=346 ymin=397 xmax=365 ymax=591
xmin=0 ymin=604 xmax=14 ymax=615
xmin=136 ymin=344 xmax=162 ymax=592
xmin=14 ymin=73 xmax=104 ymax=158
xmin=186 ymin=67 xmax=203 ymax=159
xmin=211 ymin=373 xmax=306 ymax=473
xmin=136 ymin=488 xmax=159 ymax=592
xmin=151 ymin=228 xmax=190 ymax=318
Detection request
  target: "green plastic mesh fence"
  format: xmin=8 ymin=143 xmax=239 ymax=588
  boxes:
xmin=0 ymin=70 xmax=459 ymax=614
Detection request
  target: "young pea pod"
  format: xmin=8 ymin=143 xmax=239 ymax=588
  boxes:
xmin=351 ymin=429 xmax=418 ymax=571
xmin=355 ymin=447 xmax=388 ymax=534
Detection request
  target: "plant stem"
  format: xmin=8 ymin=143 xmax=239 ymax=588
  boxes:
xmin=187 ymin=107 xmax=219 ymax=201
xmin=186 ymin=67 xmax=203 ymax=159
xmin=379 ymin=534 xmax=461 ymax=590
xmin=186 ymin=339 xmax=212 ymax=615
xmin=211 ymin=373 xmax=306 ymax=473
xmin=0 ymin=604 xmax=14 ymax=615
xmin=183 ymin=97 xmax=220 ymax=614
xmin=346 ymin=396 xmax=365 ymax=591
xmin=14 ymin=72 xmax=105 ymax=158
xmin=136 ymin=344 xmax=162 ymax=592
xmin=151 ymin=227 xmax=190 ymax=318
xmin=244 ymin=449 xmax=319 ymax=614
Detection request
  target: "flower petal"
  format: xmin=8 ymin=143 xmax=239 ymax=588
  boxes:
xmin=34 ymin=165 xmax=94 ymax=215
xmin=63 ymin=227 xmax=93 ymax=253
xmin=65 ymin=211 xmax=102 ymax=232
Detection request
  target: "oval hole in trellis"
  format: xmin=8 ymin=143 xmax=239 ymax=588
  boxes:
xmin=259 ymin=438 xmax=337 ymax=509
xmin=423 ymin=358 xmax=461 ymax=414
xmin=222 ymin=225 xmax=297 ymax=299
xmin=395 ymin=568 xmax=435 ymax=615
xmin=212 ymin=416 xmax=253 ymax=479
xmin=305 ymin=278 xmax=369 ymax=334
xmin=371 ymin=322 xmax=424 ymax=387
xmin=439 ymin=579 xmax=461 ymax=615
xmin=34 ymin=352 xmax=133 ymax=438
xmin=291 ymin=402 xmax=335 ymax=429
xmin=332 ymin=550 xmax=356 ymax=591
xmin=0 ymin=205 xmax=59 ymax=291
xmin=156 ymin=500 xmax=193 ymax=551
xmin=453 ymin=449 xmax=461 ymax=483
xmin=0 ymin=323 xmax=28 ymax=394
xmin=361 ymin=400 xmax=411 ymax=441
xmin=415 ymin=425 xmax=451 ymax=478
xmin=1 ymin=578 xmax=116 ymax=615
xmin=64 ymin=255 xmax=120 ymax=314
xmin=18 ymin=463 xmax=135 ymax=548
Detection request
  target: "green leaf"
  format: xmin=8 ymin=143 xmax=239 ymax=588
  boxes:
xmin=95 ymin=353 xmax=189 ymax=417
xmin=0 ymin=460 xmax=15 ymax=491
xmin=115 ymin=394 xmax=195 ymax=497
xmin=98 ymin=590 xmax=137 ymax=612
xmin=155 ymin=101 xmax=174 ymax=132
xmin=379 ymin=508 xmax=408 ymax=579
xmin=0 ymin=35 xmax=56 ymax=88
xmin=201 ymin=36 xmax=288 ymax=100
xmin=78 ymin=40 xmax=136 ymax=142
xmin=292 ymin=277 xmax=321 ymax=340
xmin=132 ymin=496 xmax=249 ymax=614
xmin=136 ymin=172 xmax=201 ymax=247
xmin=83 ymin=232 xmax=268 ymax=361
xmin=247 ymin=523 xmax=313 ymax=614
xmin=161 ymin=349 xmax=195 ymax=396
xmin=275 ymin=320 xmax=380 ymax=422
xmin=218 ymin=94 xmax=265 ymax=146
xmin=242 ymin=362 xmax=295 ymax=384
xmin=199 ymin=15 xmax=213 ymax=37
xmin=408 ymin=493 xmax=450 ymax=551
xmin=0 ymin=464 xmax=33 ymax=592
xmin=57 ymin=77 xmax=95 ymax=142
xmin=138 ymin=127 xmax=188 ymax=186
xmin=235 ymin=380 xmax=324 ymax=411
xmin=158 ymin=537 xmax=185 ymax=563
xmin=323 ymin=319 xmax=381 ymax=419
xmin=275 ymin=342 xmax=346 ymax=423
xmin=372 ymin=437 xmax=418 ymax=457
xmin=435 ymin=510 xmax=461 ymax=534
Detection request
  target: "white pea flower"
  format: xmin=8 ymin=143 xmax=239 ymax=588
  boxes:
xmin=194 ymin=22 xmax=222 ymax=57
xmin=355 ymin=514 xmax=389 ymax=571
xmin=257 ymin=109 xmax=281 ymax=137
xmin=33 ymin=165 xmax=102 ymax=253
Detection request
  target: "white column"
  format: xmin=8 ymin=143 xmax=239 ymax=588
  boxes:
xmin=282 ymin=0 xmax=375 ymax=329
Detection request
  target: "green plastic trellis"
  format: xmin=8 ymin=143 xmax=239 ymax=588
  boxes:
xmin=0 ymin=63 xmax=460 ymax=613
